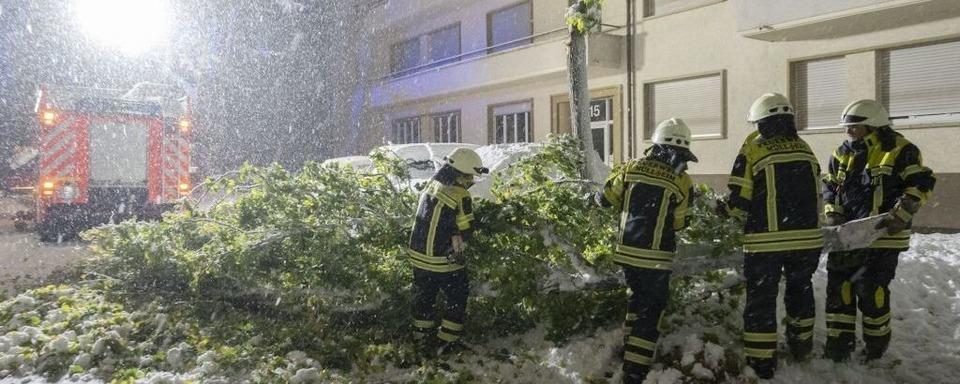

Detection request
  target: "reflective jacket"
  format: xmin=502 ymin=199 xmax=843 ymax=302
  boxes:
xmin=726 ymin=131 xmax=823 ymax=253
xmin=600 ymin=157 xmax=692 ymax=270
xmin=822 ymin=127 xmax=935 ymax=250
xmin=408 ymin=180 xmax=474 ymax=272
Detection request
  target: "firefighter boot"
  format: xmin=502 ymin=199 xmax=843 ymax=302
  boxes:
xmin=413 ymin=331 xmax=437 ymax=359
xmin=746 ymin=357 xmax=776 ymax=380
xmin=622 ymin=369 xmax=648 ymax=384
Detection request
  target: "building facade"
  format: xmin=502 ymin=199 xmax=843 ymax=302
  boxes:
xmin=358 ymin=0 xmax=960 ymax=229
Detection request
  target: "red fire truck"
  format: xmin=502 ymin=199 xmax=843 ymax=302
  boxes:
xmin=33 ymin=83 xmax=193 ymax=241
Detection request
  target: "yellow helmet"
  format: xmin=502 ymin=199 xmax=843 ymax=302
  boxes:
xmin=839 ymin=99 xmax=891 ymax=128
xmin=444 ymin=148 xmax=489 ymax=175
xmin=747 ymin=93 xmax=794 ymax=123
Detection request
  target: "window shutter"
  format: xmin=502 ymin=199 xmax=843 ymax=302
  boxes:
xmin=646 ymin=73 xmax=723 ymax=138
xmin=792 ymin=56 xmax=847 ymax=130
xmin=880 ymin=40 xmax=960 ymax=124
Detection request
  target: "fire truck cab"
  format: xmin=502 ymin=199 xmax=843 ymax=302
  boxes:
xmin=34 ymin=83 xmax=192 ymax=241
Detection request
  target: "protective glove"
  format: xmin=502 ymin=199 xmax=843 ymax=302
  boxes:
xmin=447 ymin=235 xmax=466 ymax=265
xmin=876 ymin=195 xmax=920 ymax=235
xmin=824 ymin=212 xmax=847 ymax=226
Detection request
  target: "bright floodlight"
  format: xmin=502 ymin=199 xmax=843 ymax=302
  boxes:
xmin=73 ymin=0 xmax=172 ymax=55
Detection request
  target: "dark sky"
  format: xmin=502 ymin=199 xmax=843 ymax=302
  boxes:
xmin=0 ymin=0 xmax=372 ymax=175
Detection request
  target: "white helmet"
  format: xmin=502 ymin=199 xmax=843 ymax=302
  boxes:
xmin=444 ymin=148 xmax=489 ymax=175
xmin=651 ymin=117 xmax=698 ymax=162
xmin=839 ymin=99 xmax=891 ymax=128
xmin=747 ymin=93 xmax=794 ymax=123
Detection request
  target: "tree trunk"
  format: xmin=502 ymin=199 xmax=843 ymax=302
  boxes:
xmin=567 ymin=27 xmax=599 ymax=181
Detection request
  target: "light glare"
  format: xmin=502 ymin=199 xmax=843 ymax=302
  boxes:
xmin=73 ymin=0 xmax=171 ymax=55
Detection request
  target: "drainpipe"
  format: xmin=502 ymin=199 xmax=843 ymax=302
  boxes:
xmin=626 ymin=0 xmax=637 ymax=159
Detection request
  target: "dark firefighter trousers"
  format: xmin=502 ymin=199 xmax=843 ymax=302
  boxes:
xmin=742 ymin=250 xmax=820 ymax=376
xmin=622 ymin=266 xmax=671 ymax=377
xmin=825 ymin=249 xmax=898 ymax=361
xmin=412 ymin=268 xmax=469 ymax=343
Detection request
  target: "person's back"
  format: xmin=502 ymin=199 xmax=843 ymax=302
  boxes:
xmin=731 ymin=120 xmax=822 ymax=249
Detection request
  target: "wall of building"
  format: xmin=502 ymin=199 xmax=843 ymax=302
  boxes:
xmin=362 ymin=0 xmax=960 ymax=228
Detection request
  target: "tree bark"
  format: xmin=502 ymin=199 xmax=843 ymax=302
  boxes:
xmin=567 ymin=24 xmax=600 ymax=181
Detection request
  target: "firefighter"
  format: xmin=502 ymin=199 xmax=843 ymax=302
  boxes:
xmin=717 ymin=93 xmax=822 ymax=379
xmin=595 ymin=118 xmax=696 ymax=384
xmin=821 ymin=99 xmax=935 ymax=362
xmin=408 ymin=147 xmax=488 ymax=357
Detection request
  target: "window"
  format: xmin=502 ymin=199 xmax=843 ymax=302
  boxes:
xmin=791 ymin=56 xmax=847 ymax=130
xmin=389 ymin=23 xmax=461 ymax=75
xmin=644 ymin=0 xmax=716 ymax=17
xmin=488 ymin=1 xmax=532 ymax=53
xmin=390 ymin=38 xmax=420 ymax=74
xmin=392 ymin=117 xmax=420 ymax=144
xmin=491 ymin=102 xmax=532 ymax=144
xmin=644 ymin=73 xmax=724 ymax=139
xmin=879 ymin=39 xmax=960 ymax=125
xmin=432 ymin=111 xmax=461 ymax=143
xmin=426 ymin=24 xmax=461 ymax=66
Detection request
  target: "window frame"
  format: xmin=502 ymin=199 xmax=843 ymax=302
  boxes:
xmin=789 ymin=55 xmax=849 ymax=131
xmin=388 ymin=22 xmax=462 ymax=77
xmin=486 ymin=1 xmax=533 ymax=54
xmin=391 ymin=116 xmax=422 ymax=144
xmin=642 ymin=70 xmax=727 ymax=141
xmin=877 ymin=38 xmax=960 ymax=128
xmin=488 ymin=100 xmax=534 ymax=145
xmin=431 ymin=110 xmax=462 ymax=143
xmin=642 ymin=0 xmax=726 ymax=19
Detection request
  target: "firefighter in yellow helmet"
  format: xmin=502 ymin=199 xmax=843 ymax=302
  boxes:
xmin=595 ymin=118 xmax=696 ymax=384
xmin=821 ymin=100 xmax=935 ymax=362
xmin=408 ymin=147 xmax=488 ymax=357
xmin=717 ymin=93 xmax=822 ymax=379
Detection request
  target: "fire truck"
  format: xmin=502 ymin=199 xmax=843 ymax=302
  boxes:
xmin=33 ymin=83 xmax=193 ymax=241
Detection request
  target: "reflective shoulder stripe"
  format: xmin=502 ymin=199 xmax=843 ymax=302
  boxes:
xmin=752 ymin=152 xmax=819 ymax=175
xmin=624 ymin=173 xmax=682 ymax=198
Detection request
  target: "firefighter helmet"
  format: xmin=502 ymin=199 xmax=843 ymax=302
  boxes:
xmin=839 ymin=99 xmax=891 ymax=128
xmin=747 ymin=93 xmax=794 ymax=123
xmin=444 ymin=148 xmax=489 ymax=175
xmin=652 ymin=117 xmax=698 ymax=162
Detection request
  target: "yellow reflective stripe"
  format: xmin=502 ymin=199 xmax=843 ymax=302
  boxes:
xmin=743 ymin=347 xmax=775 ymax=358
xmin=625 ymin=313 xmax=638 ymax=321
xmin=410 ymin=260 xmax=463 ymax=272
xmin=618 ymin=184 xmax=635 ymax=244
xmin=874 ymin=286 xmax=886 ymax=309
xmin=425 ymin=205 xmax=443 ymax=256
xmin=841 ymin=281 xmax=853 ymax=305
xmin=824 ymin=204 xmax=844 ymax=215
xmin=788 ymin=317 xmax=816 ymax=327
xmin=441 ymin=319 xmax=463 ymax=331
xmin=753 ymin=152 xmax=819 ymax=173
xmin=414 ymin=319 xmax=436 ymax=329
xmin=903 ymin=187 xmax=929 ymax=204
xmin=900 ymin=164 xmax=925 ymax=178
xmin=765 ymin=165 xmax=778 ymax=232
xmin=616 ymin=244 xmax=674 ymax=260
xmin=624 ymin=173 xmax=681 ymax=198
xmin=425 ymin=182 xmax=458 ymax=208
xmin=651 ymin=190 xmax=671 ymax=250
xmin=826 ymin=313 xmax=857 ymax=324
xmin=624 ymin=352 xmax=652 ymax=365
xmin=870 ymin=238 xmax=911 ymax=249
xmin=743 ymin=332 xmax=778 ymax=342
xmin=795 ymin=330 xmax=814 ymax=341
xmin=827 ymin=329 xmax=856 ymax=337
xmin=729 ymin=207 xmax=747 ymax=220
xmin=612 ymin=255 xmax=673 ymax=270
xmin=728 ymin=176 xmax=751 ymax=188
xmin=862 ymin=327 xmax=891 ymax=337
xmin=438 ymin=331 xmax=459 ymax=342
xmin=743 ymin=228 xmax=823 ymax=243
xmin=863 ymin=313 xmax=891 ymax=326
xmin=456 ymin=214 xmax=473 ymax=230
xmin=408 ymin=249 xmax=451 ymax=264
xmin=743 ymin=238 xmax=823 ymax=253
xmin=627 ymin=336 xmax=657 ymax=351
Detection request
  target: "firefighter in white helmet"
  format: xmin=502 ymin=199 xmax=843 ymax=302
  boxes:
xmin=594 ymin=117 xmax=696 ymax=384
xmin=407 ymin=147 xmax=488 ymax=357
xmin=821 ymin=99 xmax=935 ymax=362
xmin=717 ymin=93 xmax=823 ymax=379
